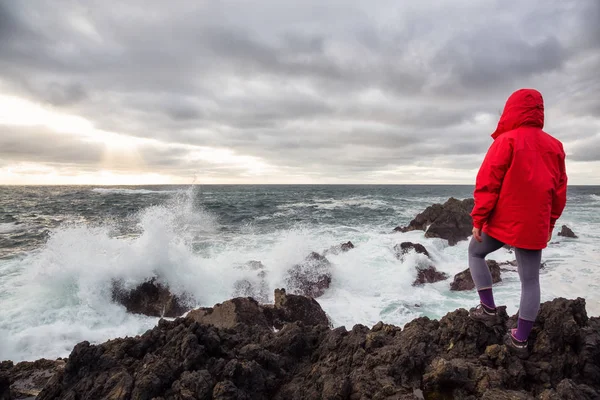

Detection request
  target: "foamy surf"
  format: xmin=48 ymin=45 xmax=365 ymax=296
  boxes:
xmin=0 ymin=186 xmax=598 ymax=362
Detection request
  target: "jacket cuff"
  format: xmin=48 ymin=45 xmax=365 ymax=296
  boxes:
xmin=472 ymin=220 xmax=484 ymax=229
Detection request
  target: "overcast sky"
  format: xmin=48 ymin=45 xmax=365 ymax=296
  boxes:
xmin=0 ymin=0 xmax=599 ymax=185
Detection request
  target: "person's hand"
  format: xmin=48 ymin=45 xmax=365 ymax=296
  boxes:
xmin=472 ymin=227 xmax=482 ymax=242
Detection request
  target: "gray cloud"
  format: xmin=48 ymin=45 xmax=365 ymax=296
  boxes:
xmin=0 ymin=0 xmax=599 ymax=182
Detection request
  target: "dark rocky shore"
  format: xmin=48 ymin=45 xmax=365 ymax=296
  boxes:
xmin=2 ymin=293 xmax=599 ymax=400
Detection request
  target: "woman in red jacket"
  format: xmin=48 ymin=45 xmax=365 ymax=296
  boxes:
xmin=468 ymin=88 xmax=567 ymax=356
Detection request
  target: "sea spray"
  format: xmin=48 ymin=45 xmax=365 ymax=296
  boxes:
xmin=1 ymin=185 xmax=599 ymax=362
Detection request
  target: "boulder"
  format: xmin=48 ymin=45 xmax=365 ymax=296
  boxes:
xmin=112 ymin=278 xmax=193 ymax=318
xmin=394 ymin=242 xmax=430 ymax=260
xmin=284 ymin=252 xmax=332 ymax=298
xmin=558 ymin=225 xmax=578 ymax=238
xmin=413 ymin=266 xmax=449 ymax=286
xmin=265 ymin=288 xmax=330 ymax=329
xmin=450 ymin=260 xmax=502 ymax=291
xmin=187 ymin=297 xmax=272 ymax=330
xmin=187 ymin=289 xmax=330 ymax=331
xmin=395 ymin=198 xmax=475 ymax=245
xmin=323 ymin=241 xmax=355 ymax=256
xmin=233 ymin=261 xmax=269 ymax=303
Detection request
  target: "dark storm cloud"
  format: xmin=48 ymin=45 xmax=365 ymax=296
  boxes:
xmin=569 ymin=135 xmax=600 ymax=162
xmin=0 ymin=0 xmax=599 ymax=181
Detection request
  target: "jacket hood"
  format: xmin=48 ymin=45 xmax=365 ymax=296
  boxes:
xmin=492 ymin=88 xmax=544 ymax=139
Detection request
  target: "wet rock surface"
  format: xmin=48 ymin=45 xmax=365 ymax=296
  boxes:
xmin=112 ymin=278 xmax=194 ymax=318
xmin=28 ymin=296 xmax=599 ymax=400
xmin=233 ymin=261 xmax=269 ymax=303
xmin=396 ymin=198 xmax=475 ymax=246
xmin=284 ymin=252 xmax=332 ymax=298
xmin=558 ymin=225 xmax=578 ymax=238
xmin=450 ymin=260 xmax=503 ymax=291
xmin=323 ymin=241 xmax=355 ymax=256
xmin=394 ymin=242 xmax=431 ymax=260
xmin=413 ymin=266 xmax=449 ymax=286
xmin=0 ymin=359 xmax=65 ymax=399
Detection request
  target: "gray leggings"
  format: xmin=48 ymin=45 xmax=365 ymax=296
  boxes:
xmin=468 ymin=232 xmax=541 ymax=321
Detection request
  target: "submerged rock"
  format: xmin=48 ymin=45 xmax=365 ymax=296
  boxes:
xmin=558 ymin=225 xmax=578 ymax=238
xmin=450 ymin=260 xmax=502 ymax=291
xmin=395 ymin=198 xmax=475 ymax=246
xmin=111 ymin=278 xmax=193 ymax=318
xmin=394 ymin=242 xmax=431 ymax=260
xmin=284 ymin=252 xmax=332 ymax=298
xmin=34 ymin=297 xmax=600 ymax=400
xmin=233 ymin=261 xmax=269 ymax=303
xmin=393 ymin=242 xmax=447 ymax=286
xmin=323 ymin=241 xmax=355 ymax=256
xmin=413 ymin=266 xmax=449 ymax=286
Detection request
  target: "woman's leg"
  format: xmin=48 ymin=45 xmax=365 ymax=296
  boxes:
xmin=468 ymin=232 xmax=505 ymax=309
xmin=513 ymin=247 xmax=542 ymax=341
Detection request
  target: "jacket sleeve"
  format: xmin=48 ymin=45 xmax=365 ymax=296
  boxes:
xmin=550 ymin=148 xmax=567 ymax=231
xmin=471 ymin=136 xmax=513 ymax=229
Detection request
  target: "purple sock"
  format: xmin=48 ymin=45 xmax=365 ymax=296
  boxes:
xmin=477 ymin=288 xmax=496 ymax=309
xmin=513 ymin=318 xmax=534 ymax=342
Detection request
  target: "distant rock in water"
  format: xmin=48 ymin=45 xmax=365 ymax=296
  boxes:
xmin=111 ymin=278 xmax=193 ymax=318
xmin=413 ymin=265 xmax=449 ymax=286
xmin=395 ymin=198 xmax=475 ymax=246
xmin=450 ymin=260 xmax=502 ymax=291
xmin=233 ymin=261 xmax=269 ymax=303
xmin=558 ymin=225 xmax=578 ymax=238
xmin=393 ymin=242 xmax=447 ymax=286
xmin=35 ymin=297 xmax=600 ymax=399
xmin=322 ymin=241 xmax=355 ymax=256
xmin=285 ymin=252 xmax=332 ymax=298
xmin=394 ymin=241 xmax=431 ymax=260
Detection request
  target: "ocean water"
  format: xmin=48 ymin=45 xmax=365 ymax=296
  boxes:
xmin=0 ymin=185 xmax=598 ymax=362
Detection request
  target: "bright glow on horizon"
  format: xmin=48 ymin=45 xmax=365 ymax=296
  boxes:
xmin=0 ymin=95 xmax=278 ymax=184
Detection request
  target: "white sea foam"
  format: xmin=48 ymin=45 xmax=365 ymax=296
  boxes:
xmin=0 ymin=223 xmax=20 ymax=233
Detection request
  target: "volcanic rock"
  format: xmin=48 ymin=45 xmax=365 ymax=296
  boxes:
xmin=112 ymin=278 xmax=193 ymax=318
xmin=187 ymin=289 xmax=329 ymax=331
xmin=33 ymin=297 xmax=599 ymax=400
xmin=450 ymin=260 xmax=502 ymax=291
xmin=284 ymin=252 xmax=332 ymax=298
xmin=323 ymin=241 xmax=355 ymax=256
xmin=558 ymin=225 xmax=578 ymax=238
xmin=233 ymin=261 xmax=269 ymax=303
xmin=413 ymin=266 xmax=449 ymax=286
xmin=396 ymin=197 xmax=475 ymax=246
xmin=394 ymin=242 xmax=431 ymax=260
xmin=0 ymin=359 xmax=65 ymax=399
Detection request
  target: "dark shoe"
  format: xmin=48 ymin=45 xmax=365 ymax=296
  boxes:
xmin=503 ymin=332 xmax=529 ymax=359
xmin=469 ymin=304 xmax=501 ymax=327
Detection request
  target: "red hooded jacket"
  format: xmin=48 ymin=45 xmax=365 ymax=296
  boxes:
xmin=471 ymin=89 xmax=567 ymax=250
